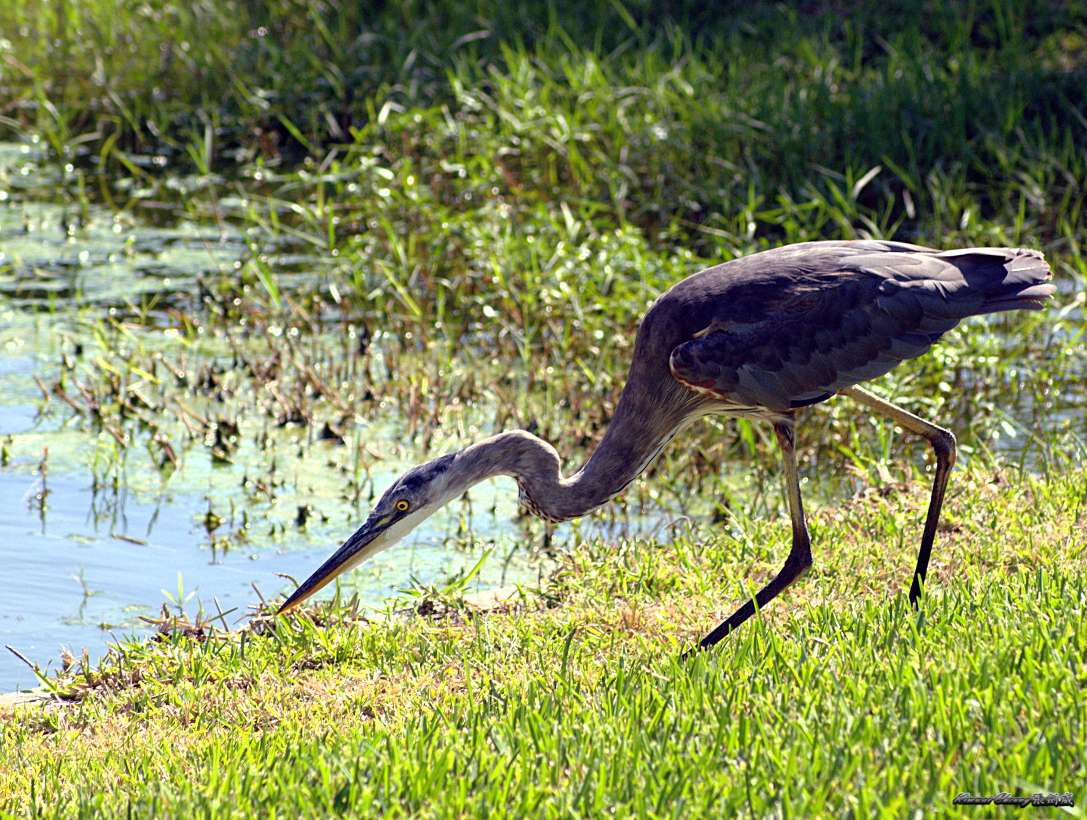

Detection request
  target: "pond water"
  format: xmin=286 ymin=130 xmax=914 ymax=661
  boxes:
xmin=0 ymin=147 xmax=596 ymax=693
xmin=0 ymin=453 xmax=558 ymax=693
xmin=0 ymin=307 xmax=593 ymax=694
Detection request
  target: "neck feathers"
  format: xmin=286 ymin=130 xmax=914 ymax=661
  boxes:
xmin=460 ymin=374 xmax=704 ymax=522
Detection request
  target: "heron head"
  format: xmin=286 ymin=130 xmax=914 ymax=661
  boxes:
xmin=277 ymin=452 xmax=462 ymax=614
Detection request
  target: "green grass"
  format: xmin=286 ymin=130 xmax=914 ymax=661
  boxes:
xmin=2 ymin=465 xmax=1085 ymax=817
xmin=1 ymin=0 xmax=1086 ymax=816
xmin=4 ymin=0 xmax=1087 ymax=258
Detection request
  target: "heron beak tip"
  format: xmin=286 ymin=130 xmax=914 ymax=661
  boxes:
xmin=271 ymin=518 xmax=395 ymax=617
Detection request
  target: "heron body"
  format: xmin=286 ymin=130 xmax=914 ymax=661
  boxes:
xmin=278 ymin=239 xmax=1054 ymax=651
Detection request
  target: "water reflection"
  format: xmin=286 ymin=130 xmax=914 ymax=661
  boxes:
xmin=0 ymin=460 xmax=573 ymax=693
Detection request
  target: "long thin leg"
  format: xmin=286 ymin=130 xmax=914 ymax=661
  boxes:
xmin=839 ymin=384 xmax=957 ymax=605
xmin=694 ymin=414 xmax=813 ymax=652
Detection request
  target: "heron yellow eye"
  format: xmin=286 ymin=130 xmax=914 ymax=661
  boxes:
xmin=395 ymin=500 xmax=410 ymax=511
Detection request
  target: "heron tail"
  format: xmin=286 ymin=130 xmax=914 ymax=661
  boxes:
xmin=936 ymin=247 xmax=1056 ymax=314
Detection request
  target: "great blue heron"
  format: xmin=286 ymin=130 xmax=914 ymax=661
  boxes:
xmin=278 ymin=240 xmax=1054 ymax=651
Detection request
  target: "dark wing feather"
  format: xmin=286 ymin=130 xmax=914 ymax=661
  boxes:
xmin=669 ymin=247 xmax=1053 ymax=413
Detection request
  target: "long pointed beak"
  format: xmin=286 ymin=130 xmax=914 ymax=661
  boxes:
xmin=277 ymin=515 xmax=394 ymax=614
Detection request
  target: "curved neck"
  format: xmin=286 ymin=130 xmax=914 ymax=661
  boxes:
xmin=460 ymin=375 xmax=705 ymax=522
